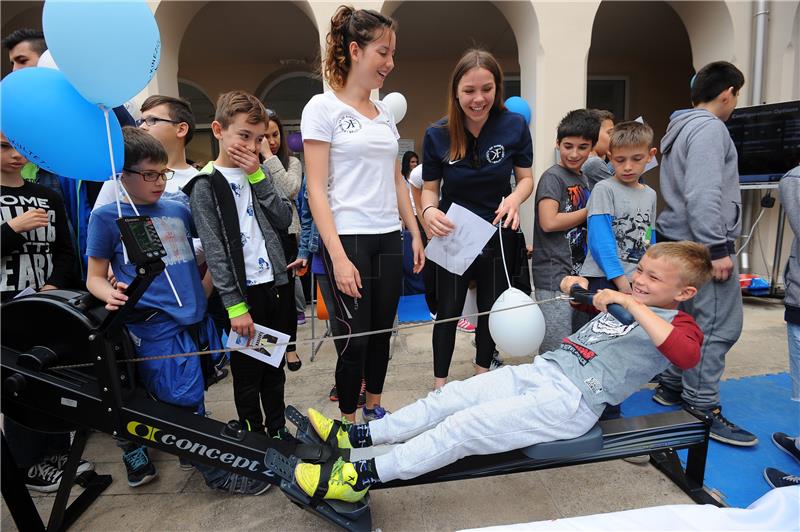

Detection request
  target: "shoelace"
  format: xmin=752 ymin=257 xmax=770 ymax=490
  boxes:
xmin=330 ymin=459 xmax=357 ymax=487
xmin=781 ymin=474 xmax=800 ymax=483
xmin=30 ymin=463 xmax=62 ymax=483
xmin=124 ymin=448 xmax=148 ymax=470
xmin=710 ymin=409 xmax=738 ymax=429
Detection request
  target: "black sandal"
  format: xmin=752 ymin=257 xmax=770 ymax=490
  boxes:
xmin=287 ymin=351 xmax=302 ymax=372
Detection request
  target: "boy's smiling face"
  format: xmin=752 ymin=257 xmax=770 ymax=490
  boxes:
xmin=631 ymin=254 xmax=696 ymax=308
xmin=557 ymin=136 xmax=593 ymax=173
xmin=213 ymin=113 xmax=266 ymax=162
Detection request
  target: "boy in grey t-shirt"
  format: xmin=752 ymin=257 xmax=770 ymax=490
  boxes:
xmin=291 ymin=242 xmax=711 ymax=503
xmin=581 ymin=122 xmax=657 ymax=293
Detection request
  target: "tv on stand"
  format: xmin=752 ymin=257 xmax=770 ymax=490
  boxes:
xmin=726 ymin=100 xmax=800 ymax=184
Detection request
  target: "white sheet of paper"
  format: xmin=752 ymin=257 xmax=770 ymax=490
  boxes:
xmin=425 ymin=203 xmax=497 ymax=276
xmin=634 ymin=116 xmax=659 ymax=173
xmin=226 ymin=323 xmax=289 ymax=368
xmin=13 ymin=287 xmax=36 ymax=299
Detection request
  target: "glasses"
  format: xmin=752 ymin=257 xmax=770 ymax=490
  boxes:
xmin=135 ymin=116 xmax=180 ymax=127
xmin=123 ymin=168 xmax=175 ymax=182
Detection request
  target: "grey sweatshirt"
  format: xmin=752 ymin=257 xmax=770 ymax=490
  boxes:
xmin=780 ymin=165 xmax=800 ymax=323
xmin=655 ymin=109 xmax=742 ymax=259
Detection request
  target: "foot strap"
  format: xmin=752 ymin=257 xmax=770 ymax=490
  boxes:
xmin=327 ymin=419 xmax=344 ymax=449
xmin=310 ymin=458 xmax=336 ymax=508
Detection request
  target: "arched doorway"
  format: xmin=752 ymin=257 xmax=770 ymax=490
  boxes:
xmin=258 ymin=71 xmax=323 ymax=131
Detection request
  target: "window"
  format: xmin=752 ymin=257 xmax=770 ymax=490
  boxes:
xmin=587 ymin=77 xmax=628 ymax=120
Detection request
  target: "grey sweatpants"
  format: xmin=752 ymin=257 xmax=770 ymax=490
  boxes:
xmin=659 ymin=256 xmax=743 ymax=408
xmin=369 ymin=357 xmax=598 ymax=482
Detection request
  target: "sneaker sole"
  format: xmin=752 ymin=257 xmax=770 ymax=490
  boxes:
xmin=772 ymin=434 xmax=800 ymax=464
xmin=26 ymin=483 xmax=61 ymax=494
xmin=709 ymin=432 xmax=759 ymax=447
xmin=250 ymin=482 xmax=271 ymax=496
xmin=652 ymin=393 xmax=681 ymax=407
xmin=128 ymin=471 xmax=158 ymax=487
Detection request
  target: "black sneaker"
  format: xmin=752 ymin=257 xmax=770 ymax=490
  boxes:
xmin=24 ymin=461 xmax=63 ymax=493
xmin=46 ymin=452 xmax=95 ymax=475
xmin=122 ymin=446 xmax=158 ymax=487
xmin=272 ymin=426 xmax=301 ymax=445
xmin=763 ymin=467 xmax=800 ymax=488
xmin=684 ymin=405 xmax=758 ymax=447
xmin=329 ymin=384 xmax=338 ymax=402
xmin=358 ymin=379 xmax=367 ymax=408
xmin=652 ymin=384 xmax=682 ymax=406
xmin=215 ymin=472 xmax=271 ymax=495
xmin=772 ymin=432 xmax=800 ymax=464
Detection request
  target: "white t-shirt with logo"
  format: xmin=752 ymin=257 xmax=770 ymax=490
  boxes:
xmin=301 ymin=91 xmax=401 ymax=235
xmin=93 ymin=165 xmax=199 ymax=210
xmin=215 ymin=166 xmax=274 ymax=286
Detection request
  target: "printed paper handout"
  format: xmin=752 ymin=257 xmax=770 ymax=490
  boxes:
xmin=226 ymin=323 xmax=290 ymax=368
xmin=425 ymin=203 xmax=497 ymax=276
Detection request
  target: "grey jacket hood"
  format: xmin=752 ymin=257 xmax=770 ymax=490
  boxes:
xmin=661 ymin=108 xmax=718 ymax=154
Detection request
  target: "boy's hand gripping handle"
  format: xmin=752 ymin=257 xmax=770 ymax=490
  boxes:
xmin=569 ymin=285 xmax=635 ymax=326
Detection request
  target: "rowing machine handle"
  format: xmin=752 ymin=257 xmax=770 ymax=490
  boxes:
xmin=569 ymin=285 xmax=635 ymax=325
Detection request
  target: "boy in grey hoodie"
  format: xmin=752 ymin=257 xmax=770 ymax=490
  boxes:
xmin=653 ymin=61 xmax=756 ymax=446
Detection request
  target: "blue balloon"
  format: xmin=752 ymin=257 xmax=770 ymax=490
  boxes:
xmin=505 ymin=96 xmax=532 ymax=125
xmin=0 ymin=67 xmax=124 ymax=182
xmin=43 ymin=0 xmax=160 ymax=108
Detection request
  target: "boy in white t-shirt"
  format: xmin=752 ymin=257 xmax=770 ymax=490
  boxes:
xmin=183 ymin=91 xmax=295 ymax=439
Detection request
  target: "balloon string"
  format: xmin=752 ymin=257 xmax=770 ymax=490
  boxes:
xmin=498 ymin=197 xmax=511 ymax=290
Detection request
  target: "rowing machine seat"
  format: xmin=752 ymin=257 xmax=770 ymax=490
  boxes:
xmin=521 ymin=423 xmax=603 ymax=459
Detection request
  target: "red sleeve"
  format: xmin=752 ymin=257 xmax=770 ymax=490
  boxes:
xmin=656 ymin=311 xmax=704 ymax=370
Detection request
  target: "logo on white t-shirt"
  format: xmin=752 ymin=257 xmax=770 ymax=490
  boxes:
xmin=486 ymin=145 xmax=505 ymax=164
xmin=336 ymin=115 xmax=362 ymax=134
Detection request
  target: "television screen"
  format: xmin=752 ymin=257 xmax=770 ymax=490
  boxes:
xmin=725 ymin=101 xmax=800 ymax=183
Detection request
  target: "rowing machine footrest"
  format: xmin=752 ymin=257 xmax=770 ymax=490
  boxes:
xmin=286 ymin=405 xmax=324 ymax=445
xmin=521 ymin=423 xmax=603 ymax=459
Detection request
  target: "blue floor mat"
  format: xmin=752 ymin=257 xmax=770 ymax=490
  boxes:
xmin=621 ymin=372 xmax=799 ymax=508
xmin=398 ymin=294 xmax=432 ymax=323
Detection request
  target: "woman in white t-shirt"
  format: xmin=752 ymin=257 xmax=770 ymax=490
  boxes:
xmin=301 ymin=5 xmax=423 ymax=423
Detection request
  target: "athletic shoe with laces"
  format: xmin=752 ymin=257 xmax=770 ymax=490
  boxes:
xmin=472 ymin=351 xmax=504 ymax=371
xmin=307 ymin=408 xmax=352 ymax=449
xmin=297 ymin=312 xmax=307 ymax=325
xmin=362 ymin=405 xmax=390 ymax=422
xmin=763 ymin=467 xmax=800 ymax=488
xmin=294 ymin=457 xmax=368 ymax=503
xmin=329 ymin=384 xmax=338 ymax=402
xmin=457 ymin=318 xmax=476 ymax=333
xmin=24 ymin=461 xmax=64 ymax=493
xmin=122 ymin=446 xmax=158 ymax=487
xmin=772 ymin=432 xmax=800 ymax=463
xmin=652 ymin=384 xmax=682 ymax=406
xmin=46 ymin=452 xmax=94 ymax=475
xmin=214 ymin=472 xmax=271 ymax=495
xmin=683 ymin=405 xmax=758 ymax=446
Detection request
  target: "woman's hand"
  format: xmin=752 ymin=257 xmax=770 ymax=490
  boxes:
xmin=423 ymin=208 xmax=455 ymax=237
xmin=333 ymin=257 xmax=362 ymax=298
xmin=493 ymin=195 xmax=521 ymax=229
xmin=411 ymin=234 xmax=425 ymax=273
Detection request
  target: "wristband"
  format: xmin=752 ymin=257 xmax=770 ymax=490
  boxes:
xmin=246 ymin=168 xmax=267 ymax=185
xmin=421 ymin=205 xmax=437 ymax=218
xmin=226 ymin=301 xmax=249 ymax=319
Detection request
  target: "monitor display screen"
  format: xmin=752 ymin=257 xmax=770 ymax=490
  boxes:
xmin=725 ymin=101 xmax=800 ymax=183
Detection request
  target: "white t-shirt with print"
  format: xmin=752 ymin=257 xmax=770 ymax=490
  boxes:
xmin=301 ymin=91 xmax=401 ymax=235
xmin=215 ymin=166 xmax=274 ymax=286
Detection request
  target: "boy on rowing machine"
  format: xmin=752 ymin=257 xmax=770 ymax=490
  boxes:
xmin=293 ymin=241 xmax=712 ymax=502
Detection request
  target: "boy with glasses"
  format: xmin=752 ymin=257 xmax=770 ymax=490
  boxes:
xmin=86 ymin=128 xmax=266 ymax=494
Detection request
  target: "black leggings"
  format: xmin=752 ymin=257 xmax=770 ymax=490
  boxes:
xmin=324 ymin=231 xmax=402 ymax=415
xmin=433 ymin=229 xmax=516 ymax=378
xmin=230 ymin=281 xmax=293 ymax=435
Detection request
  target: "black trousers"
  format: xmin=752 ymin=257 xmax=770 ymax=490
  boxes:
xmin=324 ymin=231 xmax=402 ymax=414
xmin=432 ymin=229 xmax=516 ymax=378
xmin=230 ymin=281 xmax=293 ymax=435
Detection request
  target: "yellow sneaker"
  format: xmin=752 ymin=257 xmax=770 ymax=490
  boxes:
xmin=294 ymin=457 xmax=368 ymax=503
xmin=307 ymin=408 xmax=351 ymax=450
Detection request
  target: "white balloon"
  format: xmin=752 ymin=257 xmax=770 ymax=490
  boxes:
xmin=37 ymin=50 xmax=59 ymax=70
xmin=488 ymin=287 xmax=546 ymax=357
xmin=382 ymin=92 xmax=407 ymax=124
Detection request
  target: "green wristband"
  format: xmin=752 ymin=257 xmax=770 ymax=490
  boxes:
xmin=227 ymin=302 xmax=249 ymax=319
xmin=247 ymin=168 xmax=266 ymax=184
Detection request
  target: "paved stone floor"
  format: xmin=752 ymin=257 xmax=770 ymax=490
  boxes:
xmin=2 ymin=296 xmax=790 ymax=531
